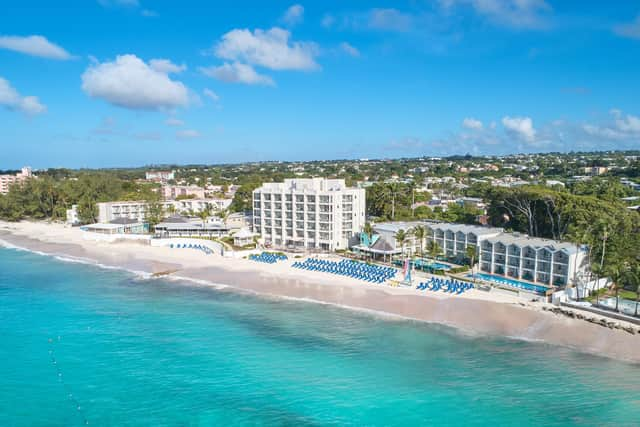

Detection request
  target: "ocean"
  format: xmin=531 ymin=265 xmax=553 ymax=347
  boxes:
xmin=1 ymin=247 xmax=639 ymax=426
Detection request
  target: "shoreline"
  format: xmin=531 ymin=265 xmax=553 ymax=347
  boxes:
xmin=1 ymin=220 xmax=639 ymax=364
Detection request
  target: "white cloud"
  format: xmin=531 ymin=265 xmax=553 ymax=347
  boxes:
xmin=0 ymin=77 xmax=46 ymax=115
xmin=165 ymin=117 xmax=184 ymax=127
xmin=176 ymin=129 xmax=200 ymax=139
xmin=439 ymin=0 xmax=551 ymax=29
xmin=502 ymin=116 xmax=536 ymax=141
xmin=214 ymin=27 xmax=319 ymax=71
xmin=340 ymin=42 xmax=360 ymax=57
xmin=200 ymin=62 xmax=274 ymax=86
xmin=149 ymin=58 xmax=186 ymax=74
xmin=282 ymin=4 xmax=304 ymax=26
xmin=368 ymin=8 xmax=414 ymax=32
xmin=0 ymin=35 xmax=72 ymax=60
xmin=462 ymin=117 xmax=483 ymax=130
xmin=321 ymin=14 xmax=336 ymax=28
xmin=203 ymin=88 xmax=220 ymax=101
xmin=81 ymin=54 xmax=190 ymax=110
xmin=614 ymin=15 xmax=640 ymax=39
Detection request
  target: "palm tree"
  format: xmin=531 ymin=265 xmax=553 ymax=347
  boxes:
xmin=466 ymin=245 xmax=477 ymax=279
xmin=606 ymin=263 xmax=625 ymax=312
xmin=628 ymin=263 xmax=640 ymax=317
xmin=362 ymin=222 xmax=374 ymax=262
xmin=197 ymin=207 xmax=211 ymax=236
xmin=395 ymin=229 xmax=407 ymax=259
xmin=412 ymin=225 xmax=425 ymax=257
xmin=427 ymin=240 xmax=441 ymax=260
xmin=363 ymin=222 xmax=374 ymax=242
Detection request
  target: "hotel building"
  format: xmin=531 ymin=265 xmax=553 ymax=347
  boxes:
xmin=366 ymin=221 xmax=502 ymax=258
xmin=478 ymin=235 xmax=588 ymax=287
xmin=252 ymin=178 xmax=366 ymax=251
xmin=0 ymin=167 xmax=32 ymax=194
xmin=92 ymin=199 xmax=231 ymax=223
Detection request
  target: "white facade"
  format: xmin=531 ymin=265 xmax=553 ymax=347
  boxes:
xmin=478 ymin=235 xmax=588 ymax=287
xmin=96 ymin=198 xmax=231 ymax=223
xmin=66 ymin=204 xmax=80 ymax=225
xmin=252 ymin=178 xmax=366 ymax=251
xmin=372 ymin=221 xmax=502 ymax=257
xmin=145 ymin=170 xmax=175 ymax=182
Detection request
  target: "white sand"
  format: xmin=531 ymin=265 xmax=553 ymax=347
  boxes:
xmin=1 ymin=220 xmax=639 ymax=364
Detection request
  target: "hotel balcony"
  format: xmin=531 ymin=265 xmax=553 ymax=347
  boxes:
xmin=536 ymin=273 xmax=550 ymax=284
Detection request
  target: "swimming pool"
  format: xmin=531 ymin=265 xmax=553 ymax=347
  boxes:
xmin=412 ymin=259 xmax=452 ymax=270
xmin=468 ymin=272 xmax=550 ymax=294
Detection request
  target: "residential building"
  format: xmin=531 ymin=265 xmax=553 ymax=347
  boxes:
xmin=161 ymin=185 xmax=205 ymax=200
xmin=478 ymin=235 xmax=588 ymax=287
xmin=252 ymin=178 xmax=366 ymax=251
xmin=584 ymin=166 xmax=608 ymax=176
xmin=145 ymin=170 xmax=175 ymax=182
xmin=0 ymin=166 xmax=32 ymax=194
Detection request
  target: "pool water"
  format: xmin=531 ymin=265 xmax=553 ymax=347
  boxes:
xmin=468 ymin=272 xmax=550 ymax=294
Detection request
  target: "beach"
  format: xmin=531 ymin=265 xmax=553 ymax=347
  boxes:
xmin=1 ymin=220 xmax=639 ymax=364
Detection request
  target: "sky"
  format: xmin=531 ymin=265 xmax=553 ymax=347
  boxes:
xmin=1 ymin=0 xmax=640 ymax=169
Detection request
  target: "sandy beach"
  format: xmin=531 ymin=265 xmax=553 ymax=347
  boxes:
xmin=1 ymin=220 xmax=639 ymax=364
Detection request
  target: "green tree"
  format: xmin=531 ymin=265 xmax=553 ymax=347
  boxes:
xmin=395 ymin=229 xmax=407 ymax=259
xmin=427 ymin=240 xmax=441 ymax=260
xmin=77 ymin=196 xmax=97 ymax=224
xmin=413 ymin=225 xmax=425 ymax=256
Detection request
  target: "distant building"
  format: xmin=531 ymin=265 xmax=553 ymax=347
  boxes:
xmin=145 ymin=170 xmax=175 ymax=183
xmin=161 ymin=185 xmax=205 ymax=200
xmin=0 ymin=166 xmax=32 ymax=194
xmin=584 ymin=166 xmax=608 ymax=176
xmin=252 ymin=178 xmax=366 ymax=251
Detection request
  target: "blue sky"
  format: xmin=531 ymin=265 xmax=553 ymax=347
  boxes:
xmin=1 ymin=0 xmax=640 ymax=169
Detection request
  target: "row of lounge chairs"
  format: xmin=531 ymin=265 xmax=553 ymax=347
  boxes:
xmin=249 ymin=252 xmax=288 ymax=264
xmin=417 ymin=277 xmax=473 ymax=295
xmin=292 ymin=258 xmax=397 ymax=284
xmin=169 ymin=243 xmax=213 ymax=255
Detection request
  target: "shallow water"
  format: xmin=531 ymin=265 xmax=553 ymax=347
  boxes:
xmin=1 ymin=248 xmax=639 ymax=426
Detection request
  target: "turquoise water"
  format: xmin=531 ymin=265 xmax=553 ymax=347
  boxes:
xmin=1 ymin=247 xmax=639 ymax=426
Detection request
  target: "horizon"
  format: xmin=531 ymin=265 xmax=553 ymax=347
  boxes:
xmin=3 ymin=148 xmax=639 ymax=173
xmin=2 ymin=1 xmax=640 ymax=168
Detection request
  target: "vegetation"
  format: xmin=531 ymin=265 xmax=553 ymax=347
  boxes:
xmin=0 ymin=172 xmax=159 ymax=223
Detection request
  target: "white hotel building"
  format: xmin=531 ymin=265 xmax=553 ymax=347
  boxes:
xmin=252 ymin=178 xmax=366 ymax=251
xmin=478 ymin=235 xmax=588 ymax=287
xmin=91 ymin=199 xmax=231 ymax=223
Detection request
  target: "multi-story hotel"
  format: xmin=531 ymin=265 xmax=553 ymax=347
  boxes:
xmin=478 ymin=234 xmax=588 ymax=287
xmin=72 ymin=199 xmax=232 ymax=223
xmin=367 ymin=221 xmax=502 ymax=258
xmin=0 ymin=166 xmax=32 ymax=194
xmin=252 ymin=178 xmax=366 ymax=251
